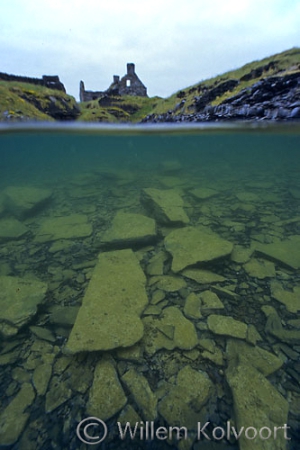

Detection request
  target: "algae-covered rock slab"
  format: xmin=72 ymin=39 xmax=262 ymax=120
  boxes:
xmin=141 ymin=188 xmax=189 ymax=225
xmin=65 ymin=249 xmax=148 ymax=353
xmin=255 ymin=235 xmax=300 ymax=269
xmin=0 ymin=382 xmax=35 ymax=446
xmin=35 ymin=214 xmax=92 ymax=242
xmin=164 ymin=227 xmax=233 ymax=273
xmin=0 ymin=218 xmax=28 ymax=242
xmin=87 ymin=359 xmax=127 ymax=421
xmin=101 ymin=212 xmax=156 ymax=248
xmin=182 ymin=268 xmax=226 ymax=284
xmin=244 ymin=258 xmax=276 ymax=279
xmin=158 ymin=365 xmax=213 ymax=430
xmin=189 ymin=187 xmax=219 ymax=200
xmin=207 ymin=314 xmax=247 ymax=339
xmin=226 ymin=361 xmax=289 ymax=450
xmin=0 ymin=276 xmax=48 ymax=338
xmin=4 ymin=186 xmax=52 ymax=218
xmin=270 ymin=281 xmax=300 ymax=314
xmin=121 ymin=369 xmax=157 ymax=421
xmin=142 ymin=306 xmax=198 ymax=355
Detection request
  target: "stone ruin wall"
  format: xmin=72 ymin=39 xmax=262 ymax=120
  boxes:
xmin=0 ymin=72 xmax=66 ymax=92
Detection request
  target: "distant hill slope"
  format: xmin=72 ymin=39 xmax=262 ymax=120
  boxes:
xmin=143 ymin=47 xmax=300 ymax=121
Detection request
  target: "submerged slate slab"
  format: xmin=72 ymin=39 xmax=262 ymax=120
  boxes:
xmin=141 ymin=188 xmax=189 ymax=225
xmin=35 ymin=214 xmax=92 ymax=242
xmin=65 ymin=249 xmax=148 ymax=353
xmin=101 ymin=212 xmax=156 ymax=248
xmin=0 ymin=218 xmax=28 ymax=242
xmin=4 ymin=186 xmax=52 ymax=218
xmin=164 ymin=226 xmax=233 ymax=273
xmin=255 ymin=235 xmax=300 ymax=269
xmin=0 ymin=276 xmax=48 ymax=338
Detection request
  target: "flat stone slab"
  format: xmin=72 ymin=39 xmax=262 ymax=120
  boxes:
xmin=207 ymin=314 xmax=247 ymax=339
xmin=87 ymin=359 xmax=127 ymax=421
xmin=182 ymin=268 xmax=226 ymax=284
xmin=142 ymin=306 xmax=198 ymax=355
xmin=189 ymin=187 xmax=219 ymax=200
xmin=270 ymin=281 xmax=300 ymax=314
xmin=141 ymin=188 xmax=189 ymax=225
xmin=101 ymin=212 xmax=156 ymax=248
xmin=0 ymin=218 xmax=28 ymax=242
xmin=65 ymin=249 xmax=148 ymax=353
xmin=255 ymin=235 xmax=300 ymax=269
xmin=243 ymin=258 xmax=276 ymax=279
xmin=35 ymin=214 xmax=92 ymax=242
xmin=4 ymin=186 xmax=52 ymax=218
xmin=164 ymin=227 xmax=233 ymax=273
xmin=0 ymin=276 xmax=48 ymax=338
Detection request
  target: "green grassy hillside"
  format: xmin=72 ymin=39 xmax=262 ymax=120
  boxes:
xmin=147 ymin=47 xmax=300 ymax=116
xmin=0 ymin=81 xmax=79 ymax=121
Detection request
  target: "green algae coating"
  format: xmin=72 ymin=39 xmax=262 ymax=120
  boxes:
xmin=65 ymin=249 xmax=148 ymax=353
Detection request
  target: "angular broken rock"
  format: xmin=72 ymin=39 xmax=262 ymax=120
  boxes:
xmin=0 ymin=218 xmax=28 ymax=242
xmin=0 ymin=276 xmax=48 ymax=338
xmin=4 ymin=185 xmax=52 ymax=218
xmin=35 ymin=214 xmax=92 ymax=242
xmin=101 ymin=212 xmax=156 ymax=248
xmin=164 ymin=227 xmax=233 ymax=273
xmin=255 ymin=235 xmax=300 ymax=269
xmin=65 ymin=249 xmax=148 ymax=353
xmin=87 ymin=358 xmax=127 ymax=420
xmin=207 ymin=314 xmax=247 ymax=340
xmin=226 ymin=359 xmax=288 ymax=450
xmin=141 ymin=188 xmax=189 ymax=225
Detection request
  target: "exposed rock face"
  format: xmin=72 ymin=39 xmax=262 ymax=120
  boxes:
xmin=3 ymin=186 xmax=52 ymax=218
xmin=101 ymin=212 xmax=156 ymax=248
xmin=141 ymin=188 xmax=189 ymax=225
xmin=142 ymin=71 xmax=300 ymax=123
xmin=0 ymin=276 xmax=48 ymax=337
xmin=65 ymin=249 xmax=148 ymax=353
xmin=164 ymin=227 xmax=233 ymax=273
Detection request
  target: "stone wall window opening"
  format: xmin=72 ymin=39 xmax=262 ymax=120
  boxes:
xmin=126 ymin=79 xmax=131 ymax=87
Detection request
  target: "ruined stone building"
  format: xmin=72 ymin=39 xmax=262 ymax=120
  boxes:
xmin=79 ymin=63 xmax=147 ymax=102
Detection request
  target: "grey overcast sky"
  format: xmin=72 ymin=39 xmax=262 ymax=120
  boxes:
xmin=0 ymin=0 xmax=299 ymax=100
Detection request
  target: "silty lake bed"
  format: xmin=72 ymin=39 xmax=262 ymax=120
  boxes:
xmin=0 ymin=122 xmax=299 ymax=449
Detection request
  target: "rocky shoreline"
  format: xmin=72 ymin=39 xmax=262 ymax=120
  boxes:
xmin=142 ymin=72 xmax=300 ymax=123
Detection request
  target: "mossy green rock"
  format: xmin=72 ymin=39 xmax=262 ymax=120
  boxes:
xmin=35 ymin=213 xmax=92 ymax=242
xmin=164 ymin=227 xmax=233 ymax=273
xmin=0 ymin=382 xmax=35 ymax=445
xmin=0 ymin=218 xmax=28 ymax=242
xmin=255 ymin=235 xmax=300 ymax=269
xmin=121 ymin=369 xmax=157 ymax=421
xmin=207 ymin=314 xmax=247 ymax=339
xmin=101 ymin=212 xmax=156 ymax=248
xmin=142 ymin=306 xmax=198 ymax=355
xmin=158 ymin=365 xmax=213 ymax=430
xmin=87 ymin=359 xmax=127 ymax=420
xmin=65 ymin=249 xmax=148 ymax=353
xmin=0 ymin=276 xmax=48 ymax=337
xmin=270 ymin=281 xmax=300 ymax=314
xmin=4 ymin=185 xmax=52 ymax=218
xmin=141 ymin=188 xmax=189 ymax=225
xmin=226 ymin=360 xmax=288 ymax=450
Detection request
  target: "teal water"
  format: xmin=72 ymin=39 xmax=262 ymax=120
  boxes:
xmin=0 ymin=123 xmax=299 ymax=449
